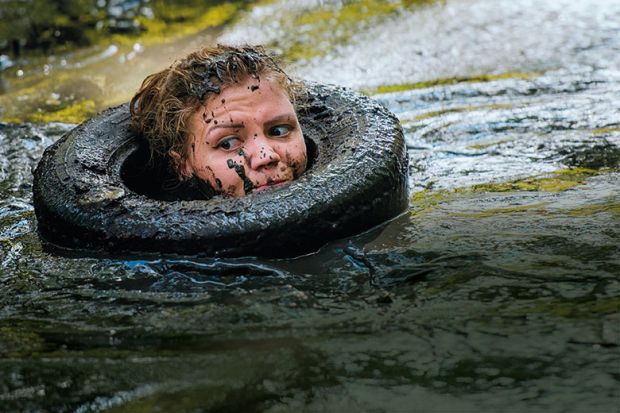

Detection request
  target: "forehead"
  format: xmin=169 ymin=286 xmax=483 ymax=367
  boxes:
xmin=188 ymin=76 xmax=296 ymax=140
xmin=204 ymin=76 xmax=291 ymax=111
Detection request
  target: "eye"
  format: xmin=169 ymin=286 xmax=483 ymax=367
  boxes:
xmin=268 ymin=125 xmax=292 ymax=137
xmin=216 ymin=136 xmax=242 ymax=151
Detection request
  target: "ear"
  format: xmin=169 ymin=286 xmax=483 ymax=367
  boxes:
xmin=169 ymin=149 xmax=193 ymax=179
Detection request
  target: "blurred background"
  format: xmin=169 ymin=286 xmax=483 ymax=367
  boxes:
xmin=0 ymin=0 xmax=256 ymax=123
xmin=0 ymin=0 xmax=441 ymax=124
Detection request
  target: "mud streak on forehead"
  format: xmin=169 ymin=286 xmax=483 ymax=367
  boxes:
xmin=187 ymin=49 xmax=266 ymax=102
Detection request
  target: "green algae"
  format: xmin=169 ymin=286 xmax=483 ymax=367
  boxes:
xmin=0 ymin=2 xmax=248 ymax=124
xmin=370 ymin=71 xmax=542 ymax=95
xmin=522 ymin=297 xmax=620 ymax=319
xmin=412 ymin=107 xmax=473 ymax=122
xmin=409 ymin=171 xmax=580 ymax=219
xmin=592 ymin=126 xmax=620 ymax=135
xmin=0 ymin=1 xmax=244 ymax=56
xmin=2 ymin=0 xmax=447 ymax=124
xmin=129 ymin=2 xmax=242 ymax=47
xmin=0 ymin=71 xmax=105 ymax=123
xmin=470 ymin=178 xmax=580 ymax=193
xmin=452 ymin=203 xmax=548 ymax=219
xmin=410 ymin=168 xmax=618 ymax=221
xmin=467 ymin=168 xmax=604 ymax=193
xmin=410 ymin=103 xmax=514 ymax=122
xmin=0 ymin=326 xmax=46 ymax=357
xmin=28 ymin=99 xmax=98 ymax=124
xmin=409 ymin=189 xmax=455 ymax=217
xmin=567 ymin=202 xmax=620 ymax=217
xmin=0 ymin=0 xmax=106 ymax=55
xmin=467 ymin=139 xmax=513 ymax=150
xmin=270 ymin=0 xmax=437 ymax=62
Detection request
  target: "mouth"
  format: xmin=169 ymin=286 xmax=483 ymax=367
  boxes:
xmin=254 ymin=180 xmax=288 ymax=192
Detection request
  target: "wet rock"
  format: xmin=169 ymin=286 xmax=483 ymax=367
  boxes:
xmin=563 ymin=143 xmax=620 ymax=169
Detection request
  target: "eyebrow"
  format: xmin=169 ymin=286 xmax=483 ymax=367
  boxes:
xmin=206 ymin=122 xmax=244 ymax=138
xmin=205 ymin=113 xmax=296 ymax=137
xmin=210 ymin=123 xmax=245 ymax=131
xmin=266 ymin=113 xmax=296 ymax=125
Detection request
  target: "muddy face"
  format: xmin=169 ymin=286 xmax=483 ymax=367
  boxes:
xmin=181 ymin=76 xmax=307 ymax=197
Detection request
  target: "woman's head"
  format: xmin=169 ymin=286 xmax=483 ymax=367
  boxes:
xmin=130 ymin=44 xmax=307 ymax=197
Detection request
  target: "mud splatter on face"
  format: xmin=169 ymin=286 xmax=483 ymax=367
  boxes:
xmin=283 ymin=148 xmax=307 ymax=179
xmin=202 ymin=109 xmax=212 ymax=124
xmin=227 ymin=159 xmax=254 ymax=194
xmin=224 ymin=184 xmax=237 ymax=198
xmin=187 ymin=48 xmax=271 ymax=102
xmin=292 ymin=156 xmax=307 ymax=179
xmin=187 ymin=62 xmax=221 ymax=101
xmin=186 ymin=72 xmax=304 ymax=199
xmin=204 ymin=165 xmax=215 ymax=176
xmin=250 ymin=85 xmax=259 ymax=92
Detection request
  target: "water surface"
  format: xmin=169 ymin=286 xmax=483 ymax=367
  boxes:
xmin=1 ymin=1 xmax=619 ymax=412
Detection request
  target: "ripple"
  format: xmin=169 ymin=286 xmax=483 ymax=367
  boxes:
xmin=1 ymin=1 xmax=620 ymax=411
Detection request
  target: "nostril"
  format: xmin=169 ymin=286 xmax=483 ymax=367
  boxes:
xmin=251 ymin=147 xmax=280 ymax=170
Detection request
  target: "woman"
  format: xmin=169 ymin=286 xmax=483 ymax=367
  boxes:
xmin=130 ymin=44 xmax=307 ymax=199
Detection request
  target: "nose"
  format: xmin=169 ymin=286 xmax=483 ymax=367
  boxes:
xmin=245 ymin=135 xmax=280 ymax=170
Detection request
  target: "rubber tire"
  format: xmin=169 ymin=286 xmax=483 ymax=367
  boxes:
xmin=33 ymin=83 xmax=408 ymax=257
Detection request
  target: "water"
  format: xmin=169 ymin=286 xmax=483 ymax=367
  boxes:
xmin=1 ymin=1 xmax=619 ymax=412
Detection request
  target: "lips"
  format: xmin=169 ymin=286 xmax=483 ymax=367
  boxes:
xmin=254 ymin=180 xmax=288 ymax=192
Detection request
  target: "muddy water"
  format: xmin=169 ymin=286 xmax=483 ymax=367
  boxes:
xmin=1 ymin=0 xmax=619 ymax=412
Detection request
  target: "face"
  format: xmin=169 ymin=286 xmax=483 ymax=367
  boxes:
xmin=181 ymin=76 xmax=307 ymax=197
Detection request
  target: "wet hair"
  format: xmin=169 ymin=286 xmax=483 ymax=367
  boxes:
xmin=129 ymin=44 xmax=305 ymax=176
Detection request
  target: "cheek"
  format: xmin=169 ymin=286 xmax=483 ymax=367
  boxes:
xmin=283 ymin=139 xmax=307 ymax=172
xmin=207 ymin=157 xmax=248 ymax=192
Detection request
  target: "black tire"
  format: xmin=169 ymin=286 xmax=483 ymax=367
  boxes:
xmin=33 ymin=83 xmax=408 ymax=257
